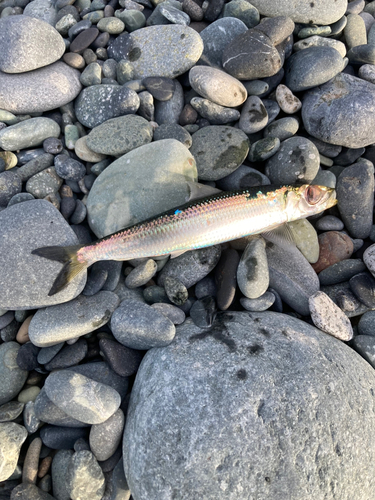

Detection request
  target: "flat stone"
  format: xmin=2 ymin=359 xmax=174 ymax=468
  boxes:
xmin=44 ymin=339 xmax=87 ymax=370
xmin=8 ymin=483 xmax=55 ymax=500
xmin=318 ymin=259 xmax=366 ymax=286
xmin=190 ymin=125 xmax=249 ymax=181
xmin=86 ymin=114 xmax=153 ymax=156
xmin=74 ymin=136 xmax=107 ymax=163
xmin=75 ymin=84 xmax=140 ymax=128
xmin=302 ymin=73 xmax=375 ymax=148
xmin=110 ymin=299 xmax=175 ymax=349
xmin=240 ymin=291 xmax=275 ymax=312
xmin=26 ymin=167 xmax=63 ymax=199
xmin=288 ymin=218 xmax=319 ymax=263
xmin=293 ymin=35 xmax=347 ymax=58
xmin=29 ymin=291 xmax=119 ymax=347
xmin=44 ymin=370 xmax=121 ymax=424
xmin=0 ymin=423 xmax=28 ymax=481
xmin=189 ymin=66 xmax=247 ymax=107
xmin=67 ymin=451 xmax=105 ymax=500
xmin=0 ymin=16 xmax=65 ymax=73
xmin=86 ymin=139 xmax=197 ymax=238
xmin=309 ymin=291 xmax=353 ymax=341
xmin=336 ymin=162 xmax=374 ymax=239
xmin=40 ymin=425 xmax=88 ymax=450
xmin=99 ymin=338 xmax=143 ymax=376
xmin=349 ymin=272 xmax=375 ymax=307
xmin=0 ymin=342 xmax=28 ymax=406
xmin=275 ymin=84 xmax=302 ymax=114
xmin=124 ymin=310 xmax=375 ymax=500
xmin=348 ymin=44 xmax=375 ymax=64
xmin=125 ymin=25 xmax=203 ymax=78
xmin=264 ymin=117 xmax=299 ymax=141
xmin=89 ymin=408 xmax=124 ymax=461
xmin=237 ymin=237 xmax=269 ymax=299
xmin=0 ymin=401 xmax=24 ymax=423
xmin=0 ymin=118 xmax=60 ymax=152
xmin=153 ymin=123 xmax=192 ymax=148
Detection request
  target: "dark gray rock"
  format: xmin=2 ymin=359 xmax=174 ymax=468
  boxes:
xmin=150 ymin=303 xmax=186 ymax=325
xmin=337 ymin=162 xmax=374 ymax=238
xmin=52 ymin=449 xmax=74 ymax=500
xmin=349 ymin=272 xmax=375 ymax=308
xmin=0 ymin=401 xmax=24 ymax=423
xmin=190 ymin=125 xmax=249 ymax=181
xmin=216 ymin=164 xmax=270 ymax=190
xmin=348 ymin=44 xmax=375 ymax=64
xmin=315 ymin=215 xmax=344 ymax=231
xmin=0 ymin=171 xmax=22 ymax=207
xmin=29 ymin=291 xmax=119 ymax=347
xmin=240 ymin=292 xmax=275 ymax=312
xmin=214 ymin=248 xmax=240 ymax=310
xmin=99 ymin=338 xmax=143 ymax=377
xmin=358 ymin=310 xmax=375 ymax=336
xmin=0 ymin=16 xmax=65 ymax=73
xmin=124 ymin=311 xmax=375 ymax=500
xmin=10 ymin=483 xmax=55 ymax=500
xmin=154 ymin=79 xmax=184 ymax=125
xmin=163 ymin=276 xmax=188 ymax=306
xmin=285 ymin=46 xmax=344 ymax=92
xmin=321 ymin=281 xmax=369 ymax=318
xmin=189 ymin=296 xmax=216 ymax=328
xmin=110 ymin=299 xmax=175 ymax=349
xmin=352 ymin=335 xmax=375 ymax=369
xmin=318 ymin=259 xmax=366 ymax=286
xmin=75 ymin=84 xmax=140 ymax=128
xmin=248 ymin=137 xmax=280 ymax=163
xmin=17 ymin=153 xmax=54 ymax=183
xmin=111 ymin=459 xmax=131 ymax=500
xmin=302 ymin=73 xmax=375 ymax=148
xmin=44 ymin=339 xmax=87 ymax=370
xmin=37 ymin=343 xmax=64 ymax=365
xmin=16 ymin=342 xmax=40 ymax=371
xmin=265 ymin=136 xmax=320 ymax=184
xmin=44 ymin=370 xmax=121 ymax=424
xmin=0 ymin=342 xmax=28 ymax=406
xmin=40 ymin=425 xmax=88 ymax=449
xmin=54 ymin=155 xmax=86 ymax=182
xmin=143 ymin=76 xmax=175 ymax=101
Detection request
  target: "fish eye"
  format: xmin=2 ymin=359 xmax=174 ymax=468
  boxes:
xmin=305 ymin=185 xmax=324 ymax=205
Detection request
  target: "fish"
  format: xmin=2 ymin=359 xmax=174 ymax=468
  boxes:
xmin=31 ymin=184 xmax=337 ymax=296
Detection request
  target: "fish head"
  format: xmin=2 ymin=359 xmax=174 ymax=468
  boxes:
xmin=285 ymin=184 xmax=337 ymax=221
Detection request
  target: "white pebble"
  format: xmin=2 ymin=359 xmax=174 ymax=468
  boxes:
xmin=309 ymin=291 xmax=353 ymax=341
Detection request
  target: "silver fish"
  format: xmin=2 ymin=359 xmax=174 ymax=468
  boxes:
xmin=32 ymin=184 xmax=337 ymax=296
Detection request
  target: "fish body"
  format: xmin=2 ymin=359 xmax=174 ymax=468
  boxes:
xmin=32 ymin=184 xmax=337 ymax=296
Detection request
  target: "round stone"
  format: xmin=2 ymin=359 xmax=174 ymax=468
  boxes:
xmin=54 ymin=155 xmax=86 ymax=181
xmin=89 ymin=409 xmax=124 ymax=461
xmin=190 ymin=126 xmax=249 ymax=181
xmin=275 ymin=84 xmax=302 ymax=114
xmin=293 ymin=35 xmax=347 ymax=58
xmin=264 ymin=117 xmax=299 ymax=141
xmin=0 ymin=16 xmax=65 ymax=73
xmin=97 ymin=16 xmax=124 ymax=34
xmin=189 ymin=66 xmax=247 ymax=107
xmin=124 ymin=310 xmax=375 ymax=499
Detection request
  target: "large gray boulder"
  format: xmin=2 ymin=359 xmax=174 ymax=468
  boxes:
xmin=124 ymin=311 xmax=375 ymax=500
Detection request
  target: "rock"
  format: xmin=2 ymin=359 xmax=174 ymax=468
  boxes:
xmin=345 ymin=13 xmax=367 ymax=49
xmin=151 ymin=303 xmax=186 ymax=325
xmin=353 ymin=335 xmax=375 ymax=369
xmin=266 ymin=242 xmax=320 ymax=315
xmin=0 ymin=118 xmax=60 ymax=152
xmin=23 ymin=0 xmax=58 ymax=26
xmin=0 ymin=171 xmax=22 ymax=207
xmin=364 ymin=243 xmax=375 ymax=278
xmin=312 ymin=231 xmax=354 ymax=274
xmin=142 ymin=76 xmax=175 ymax=102
xmin=240 ymin=292 xmax=275 ymax=312
xmin=199 ymin=17 xmax=247 ymax=68
xmin=74 ymin=136 xmax=107 ymax=163
xmin=293 ymin=35 xmax=347 ymax=58
xmin=318 ymin=259 xmax=366 ymax=286
xmin=124 ymin=311 xmax=375 ymax=500
xmin=0 ymin=422 xmax=27 ymax=481
xmin=44 ymin=339 xmax=87 ymax=371
xmin=348 ymin=44 xmax=375 ymax=64
xmin=125 ymin=25 xmax=203 ymax=78
xmin=44 ymin=370 xmax=121 ymax=424
xmin=349 ymin=272 xmax=375 ymax=308
xmin=0 ymin=62 xmax=81 ymax=114
xmin=67 ymin=451 xmax=105 ymax=500
xmin=238 ymin=96 xmax=268 ymax=134
xmin=336 ymin=162 xmax=374 ymax=239
xmin=309 ymin=291 xmax=353 ymax=341
xmin=26 ymin=167 xmax=63 ymax=199
xmin=97 ymin=16 xmax=124 ymax=34
xmin=154 ymin=79 xmax=184 ymax=124
xmin=302 ymin=73 xmax=375 ymax=148
xmin=264 ymin=117 xmax=299 ymax=141
xmin=163 ymin=276 xmax=188 ymax=306
xmin=275 ymin=84 xmax=302 ymax=114
xmin=9 ymin=483 xmax=55 ymax=500
xmin=70 ymin=27 xmax=99 ymax=53
xmin=40 ymin=425 xmax=88 ymax=450
xmin=110 ymin=299 xmax=175 ymax=349
xmin=86 ymin=115 xmax=153 ymax=156
xmin=52 ymin=449 xmax=73 ymax=500
xmin=86 ymin=139 xmax=197 ymax=238
xmin=0 ymin=16 xmax=65 ymax=73
xmin=0 ymin=401 xmax=24 ymax=423
xmin=75 ymin=84 xmax=140 ymax=128
xmin=153 ymin=123 xmax=192 ymax=148
xmin=89 ymin=408 xmax=124 ymax=461
xmin=315 ymin=215 xmax=344 ymax=231
xmin=0 ymin=342 xmax=28 ymax=405
xmin=321 ymin=281 xmax=369 ymax=318
xmin=285 ymin=46 xmax=344 ymax=92
xmin=237 ymin=237 xmax=269 ymax=299
xmin=189 ymin=66 xmax=247 ymax=107
xmin=190 ymin=126 xmax=249 ymax=181
xmin=29 ymin=291 xmax=119 ymax=347
xmin=358 ymin=310 xmax=375 ymax=336
xmin=265 ymin=136 xmax=320 ymax=185
xmin=99 ymin=338 xmax=143 ymax=377
xmin=214 ymin=248 xmax=240 ymax=310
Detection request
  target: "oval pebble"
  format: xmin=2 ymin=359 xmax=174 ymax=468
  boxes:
xmin=264 ymin=117 xmax=299 ymax=141
xmin=238 ymin=96 xmax=268 ymax=134
xmin=0 ymin=401 xmax=24 ymax=423
xmin=275 ymin=84 xmax=302 ymax=114
xmin=248 ymin=137 xmax=280 ymax=163
xmin=190 ymin=97 xmax=240 ymax=125
xmin=349 ymin=272 xmax=375 ymax=308
xmin=150 ymin=303 xmax=186 ymax=325
xmin=0 ymin=342 xmax=28 ymax=406
xmin=315 ymin=215 xmax=344 ymax=231
xmin=125 ymin=259 xmax=157 ymax=288
xmin=0 ymin=422 xmax=28 ymax=481
xmin=89 ymin=408 xmax=124 ymax=462
xmin=237 ymin=238 xmax=269 ymax=299
xmin=99 ymin=337 xmax=143 ymax=377
xmin=309 ymin=291 xmax=353 ymax=341
xmin=163 ymin=276 xmax=188 ymax=306
xmin=67 ymin=450 xmax=105 ymax=500
xmin=54 ymin=154 xmax=86 ymax=181
xmin=240 ymin=291 xmax=275 ymax=312
xmin=0 ymin=118 xmax=60 ymax=152
xmin=318 ymin=259 xmax=367 ymax=286
xmin=189 ymin=296 xmax=216 ymax=328
xmin=312 ymin=231 xmax=354 ymax=274
xmin=44 ymin=339 xmax=88 ymax=371
xmin=358 ymin=310 xmax=375 ymax=336
xmin=110 ymin=299 xmax=175 ymax=349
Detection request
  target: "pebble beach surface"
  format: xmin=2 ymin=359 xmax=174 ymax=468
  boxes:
xmin=2 ymin=0 xmax=375 ymax=499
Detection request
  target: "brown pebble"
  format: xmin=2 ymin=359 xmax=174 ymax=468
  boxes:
xmin=63 ymin=52 xmax=85 ymax=69
xmin=312 ymin=231 xmax=354 ymax=274
xmin=60 ymin=184 xmax=74 ymax=198
xmin=189 ymin=21 xmax=208 ymax=32
xmin=22 ymin=437 xmax=42 ymax=484
xmin=16 ymin=315 xmax=33 ymax=344
xmin=183 ymin=0 xmax=204 ymax=21
xmin=179 ymin=104 xmax=198 ymax=126
xmin=38 ymin=456 xmax=52 ymax=479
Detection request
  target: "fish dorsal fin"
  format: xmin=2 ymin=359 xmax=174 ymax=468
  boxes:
xmin=169 ymin=249 xmax=188 ymax=259
xmin=262 ymin=223 xmax=296 ymax=251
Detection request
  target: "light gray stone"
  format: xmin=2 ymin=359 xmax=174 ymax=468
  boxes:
xmin=29 ymin=291 xmax=120 ymax=346
xmin=89 ymin=408 xmax=125 ymax=461
xmin=23 ymin=0 xmax=58 ymax=25
xmin=44 ymin=370 xmax=121 ymax=424
xmin=309 ymin=291 xmax=354 ymax=341
xmin=0 ymin=118 xmax=60 ymax=151
xmin=126 ymin=25 xmax=203 ymax=78
xmin=34 ymin=388 xmax=89 ymax=428
xmin=0 ymin=16 xmax=65 ymax=73
xmin=0 ymin=342 xmax=28 ymax=406
xmin=67 ymin=451 xmax=105 ymax=500
xmin=237 ymin=237 xmax=269 ymax=299
xmin=0 ymin=422 xmax=28 ymax=481
xmin=86 ymin=139 xmax=197 ymax=238
xmin=124 ymin=311 xmax=375 ymax=500
xmin=293 ymin=35 xmax=347 ymax=58
xmin=0 ymin=200 xmax=86 ymax=309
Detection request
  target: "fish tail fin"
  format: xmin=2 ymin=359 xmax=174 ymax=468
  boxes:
xmin=31 ymin=245 xmax=88 ymax=296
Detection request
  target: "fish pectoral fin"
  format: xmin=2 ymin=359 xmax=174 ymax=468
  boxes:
xmin=262 ymin=223 xmax=296 ymax=250
xmin=169 ymin=249 xmax=188 ymax=259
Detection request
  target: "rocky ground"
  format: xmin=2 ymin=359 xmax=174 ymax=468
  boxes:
xmin=1 ymin=0 xmax=375 ymax=499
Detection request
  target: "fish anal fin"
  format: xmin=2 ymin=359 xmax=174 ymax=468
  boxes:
xmin=262 ymin=223 xmax=296 ymax=250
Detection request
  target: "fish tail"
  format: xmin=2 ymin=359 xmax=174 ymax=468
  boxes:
xmin=31 ymin=245 xmax=88 ymax=296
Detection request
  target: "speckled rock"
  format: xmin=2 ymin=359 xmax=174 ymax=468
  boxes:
xmin=0 ymin=422 xmax=28 ymax=481
xmin=0 ymin=16 xmax=65 ymax=73
xmin=125 ymin=25 xmax=203 ymax=78
xmin=302 ymin=73 xmax=375 ymax=148
xmin=0 ymin=342 xmax=28 ymax=406
xmin=89 ymin=408 xmax=124 ymax=461
xmin=309 ymin=291 xmax=353 ymax=341
xmin=67 ymin=451 xmax=105 ymax=500
xmin=124 ymin=311 xmax=375 ymax=500
xmin=28 ymin=291 xmax=120 ymax=347
xmin=0 ymin=118 xmax=60 ymax=152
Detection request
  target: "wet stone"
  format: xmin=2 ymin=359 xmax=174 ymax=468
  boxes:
xmin=248 ymin=137 xmax=280 ymax=163
xmin=189 ymin=295 xmax=216 ymax=328
xmin=309 ymin=291 xmax=353 ymax=341
xmin=190 ymin=125 xmax=249 ymax=181
xmin=318 ymin=259 xmax=366 ymax=286
xmin=349 ymin=272 xmax=375 ymax=308
xmin=265 ymin=136 xmax=320 ymax=185
xmin=110 ymin=299 xmax=175 ymax=349
xmin=99 ymin=338 xmax=143 ymax=377
xmin=240 ymin=291 xmax=276 ymax=312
